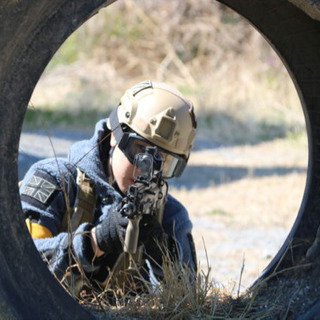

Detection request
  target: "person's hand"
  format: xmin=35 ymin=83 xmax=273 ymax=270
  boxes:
xmin=94 ymin=209 xmax=128 ymax=255
xmin=139 ymin=215 xmax=167 ymax=260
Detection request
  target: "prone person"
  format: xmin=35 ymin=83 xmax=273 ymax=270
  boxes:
xmin=20 ymin=80 xmax=198 ymax=296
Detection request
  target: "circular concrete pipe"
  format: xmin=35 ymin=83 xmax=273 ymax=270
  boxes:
xmin=1 ymin=0 xmax=320 ymax=318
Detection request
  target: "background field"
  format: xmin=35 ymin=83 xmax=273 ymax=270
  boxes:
xmin=23 ymin=0 xmax=308 ymax=293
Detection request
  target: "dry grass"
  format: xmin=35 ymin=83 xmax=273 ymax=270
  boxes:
xmin=30 ymin=0 xmax=303 ymax=141
xmin=67 ymin=247 xmax=280 ymax=319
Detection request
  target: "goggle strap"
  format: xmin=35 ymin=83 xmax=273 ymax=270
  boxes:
xmin=109 ymin=108 xmax=124 ymax=144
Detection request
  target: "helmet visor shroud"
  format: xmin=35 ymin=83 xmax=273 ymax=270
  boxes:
xmin=109 ymin=80 xmax=197 ymax=179
xmin=118 ymin=131 xmax=187 ymax=179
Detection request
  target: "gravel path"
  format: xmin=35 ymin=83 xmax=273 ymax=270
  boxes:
xmin=19 ymin=129 xmax=91 ymax=179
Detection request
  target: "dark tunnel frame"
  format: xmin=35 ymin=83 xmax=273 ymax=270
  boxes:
xmin=0 ymin=0 xmax=320 ymax=318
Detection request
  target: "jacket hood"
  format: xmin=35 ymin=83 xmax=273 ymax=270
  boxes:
xmin=68 ymin=119 xmax=111 ymax=184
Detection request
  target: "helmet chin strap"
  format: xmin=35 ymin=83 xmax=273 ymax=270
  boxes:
xmin=107 ymin=146 xmax=115 ymax=185
xmin=109 ymin=107 xmax=124 ymax=144
xmin=107 ymin=146 xmax=125 ymax=196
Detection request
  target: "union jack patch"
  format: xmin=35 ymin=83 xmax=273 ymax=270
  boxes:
xmin=22 ymin=175 xmax=56 ymax=204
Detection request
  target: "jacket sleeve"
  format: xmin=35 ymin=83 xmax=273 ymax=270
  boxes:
xmin=162 ymin=194 xmax=197 ymax=274
xmin=33 ymin=223 xmax=101 ymax=279
xmin=20 ymin=159 xmax=102 ymax=283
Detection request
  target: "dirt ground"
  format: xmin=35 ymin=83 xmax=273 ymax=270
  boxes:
xmin=169 ymin=134 xmax=308 ymax=293
xmin=19 ymin=129 xmax=308 ymax=295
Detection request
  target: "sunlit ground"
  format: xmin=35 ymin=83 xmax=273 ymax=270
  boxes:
xmin=170 ymin=135 xmax=308 ymax=291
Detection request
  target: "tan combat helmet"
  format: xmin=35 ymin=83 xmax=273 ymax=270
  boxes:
xmin=109 ymin=80 xmax=197 ymax=177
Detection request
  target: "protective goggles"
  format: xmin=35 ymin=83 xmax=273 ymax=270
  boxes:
xmin=118 ymin=132 xmax=187 ymax=179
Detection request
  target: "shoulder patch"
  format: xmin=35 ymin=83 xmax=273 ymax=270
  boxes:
xmin=22 ymin=175 xmax=56 ymax=204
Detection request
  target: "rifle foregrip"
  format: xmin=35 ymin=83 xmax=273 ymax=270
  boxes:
xmin=124 ymin=215 xmax=142 ymax=254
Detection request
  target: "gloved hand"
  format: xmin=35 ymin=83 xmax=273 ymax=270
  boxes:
xmin=139 ymin=215 xmax=167 ymax=262
xmin=95 ymin=208 xmax=128 ymax=255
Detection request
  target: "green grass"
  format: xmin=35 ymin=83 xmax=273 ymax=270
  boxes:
xmin=24 ymin=107 xmax=106 ymax=130
xmin=46 ymin=34 xmax=80 ymax=70
xmin=208 ymin=208 xmax=229 ymax=216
